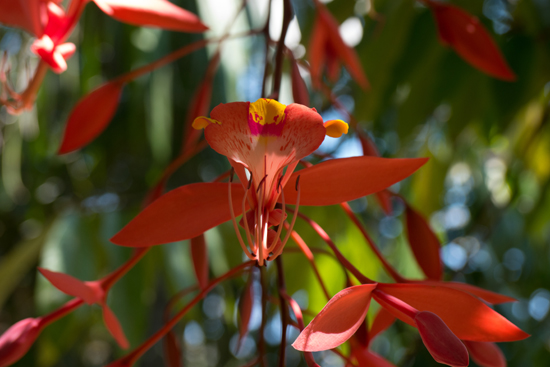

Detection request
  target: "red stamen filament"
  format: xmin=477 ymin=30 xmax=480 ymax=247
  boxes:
xmin=267 ymin=182 xmax=286 ymax=253
xmin=228 ymin=169 xmax=255 ymax=260
xmin=270 ymin=176 xmax=301 ymax=260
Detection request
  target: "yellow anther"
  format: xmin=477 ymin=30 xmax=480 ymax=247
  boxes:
xmin=192 ymin=117 xmax=220 ymax=130
xmin=323 ymin=119 xmax=349 ymax=138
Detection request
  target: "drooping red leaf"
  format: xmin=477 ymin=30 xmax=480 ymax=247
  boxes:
xmin=292 ymin=284 xmax=377 ymax=352
xmin=164 ymin=331 xmax=182 ymax=367
xmin=317 ymin=5 xmax=369 ymax=89
xmin=290 ymin=56 xmax=310 ymax=106
xmin=182 ymin=53 xmax=220 ymax=154
xmin=369 ymin=307 xmax=396 ymax=342
xmin=0 ymin=318 xmax=42 ymax=367
xmin=429 ymin=1 xmax=515 ymax=81
xmin=0 ymin=0 xmax=44 ymax=37
xmin=59 ymin=81 xmax=125 ymax=154
xmin=377 ymin=283 xmax=529 ymax=342
xmin=102 ymin=304 xmax=130 ymax=349
xmin=190 ymin=235 xmax=209 ymax=290
xmin=238 ymin=270 xmax=254 ymax=346
xmin=282 ymin=157 xmax=428 ymax=206
xmin=111 ymin=183 xmax=247 ymax=247
xmin=308 ymin=15 xmax=328 ymax=90
xmin=352 ymin=349 xmax=397 ymax=367
xmin=92 ymin=0 xmax=208 ymax=33
xmin=464 ymin=341 xmax=506 ymax=367
xmin=405 ymin=204 xmax=443 ymax=280
xmin=38 ymin=268 xmax=102 ymax=305
xmin=415 ymin=311 xmax=469 ymax=367
xmin=418 ymin=281 xmax=516 ymax=305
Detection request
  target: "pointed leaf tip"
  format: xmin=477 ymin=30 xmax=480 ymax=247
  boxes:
xmin=59 ymin=81 xmax=124 ymax=154
xmin=415 ymin=311 xmax=469 ymax=367
xmin=292 ymin=284 xmax=376 ymax=352
xmin=38 ymin=268 xmax=101 ymax=304
xmin=93 ymin=0 xmax=208 ymax=33
xmin=111 ymin=183 xmax=246 ymax=247
xmin=190 ymin=235 xmax=209 ymax=290
xmin=465 ymin=341 xmax=506 ymax=367
xmin=405 ymin=204 xmax=443 ymax=280
xmin=429 ymin=2 xmax=516 ymax=81
xmin=283 ymin=157 xmax=428 ymax=206
xmin=103 ymin=305 xmax=130 ymax=349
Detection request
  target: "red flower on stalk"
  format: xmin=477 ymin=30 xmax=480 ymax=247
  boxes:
xmin=111 ymin=98 xmax=426 ymax=264
xmin=309 ymin=2 xmax=369 ymax=89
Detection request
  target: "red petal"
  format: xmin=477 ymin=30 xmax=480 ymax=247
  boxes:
xmin=405 ymin=204 xmax=443 ymax=280
xmin=369 ymin=307 xmax=396 ymax=342
xmin=164 ymin=331 xmax=182 ymax=367
xmin=290 ymin=57 xmax=310 ymax=106
xmin=418 ymin=281 xmax=516 ymax=305
xmin=282 ymin=157 xmax=428 ymax=206
xmin=292 ymin=284 xmax=377 ymax=352
xmin=415 ymin=311 xmax=469 ymax=367
xmin=111 ymin=183 xmax=246 ymax=247
xmin=429 ymin=2 xmax=515 ymax=81
xmin=92 ymin=0 xmax=208 ymax=32
xmin=59 ymin=81 xmax=124 ymax=154
xmin=464 ymin=341 xmax=506 ymax=367
xmin=102 ymin=304 xmax=130 ymax=349
xmin=377 ymin=283 xmax=529 ymax=342
xmin=318 ymin=5 xmax=369 ymax=89
xmin=190 ymin=235 xmax=209 ymax=290
xmin=0 ymin=318 xmax=42 ymax=367
xmin=38 ymin=268 xmax=102 ymax=305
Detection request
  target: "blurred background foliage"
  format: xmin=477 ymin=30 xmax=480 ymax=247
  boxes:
xmin=1 ymin=0 xmax=549 ymax=366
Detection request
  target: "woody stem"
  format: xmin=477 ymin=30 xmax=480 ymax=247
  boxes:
xmin=271 ymin=0 xmax=293 ymax=98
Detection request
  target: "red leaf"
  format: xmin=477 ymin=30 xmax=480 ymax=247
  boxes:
xmin=464 ymin=341 xmax=506 ymax=367
xmin=183 ymin=53 xmax=220 ymax=154
xmin=0 ymin=0 xmax=44 ymax=36
xmin=59 ymin=81 xmax=124 ymax=154
xmin=377 ymin=283 xmax=529 ymax=342
xmin=0 ymin=318 xmax=42 ymax=367
xmin=292 ymin=284 xmax=377 ymax=352
xmin=164 ymin=331 xmax=182 ymax=367
xmin=92 ymin=0 xmax=208 ymax=33
xmin=111 ymin=182 xmax=247 ymax=247
xmin=369 ymin=307 xmax=396 ymax=342
xmin=102 ymin=304 xmax=129 ymax=349
xmin=38 ymin=268 xmax=102 ymax=305
xmin=429 ymin=1 xmax=515 ymax=81
xmin=415 ymin=311 xmax=469 ymax=367
xmin=418 ymin=281 xmax=516 ymax=305
xmin=317 ymin=5 xmax=369 ymax=89
xmin=190 ymin=235 xmax=209 ymax=290
xmin=290 ymin=57 xmax=310 ymax=106
xmin=282 ymin=157 xmax=428 ymax=206
xmin=353 ymin=349 xmax=397 ymax=367
xmin=405 ymin=204 xmax=443 ymax=280
xmin=238 ymin=271 xmax=254 ymax=344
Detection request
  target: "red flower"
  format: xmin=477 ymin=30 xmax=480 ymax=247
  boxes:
xmin=111 ymin=99 xmax=426 ymax=264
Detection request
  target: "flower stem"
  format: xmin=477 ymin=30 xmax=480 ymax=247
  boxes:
xmin=340 ymin=202 xmax=408 ymax=283
xmin=112 ymin=261 xmax=255 ymax=366
xmin=275 ymin=257 xmax=288 ymax=367
xmin=291 ymin=210 xmax=375 ymax=284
